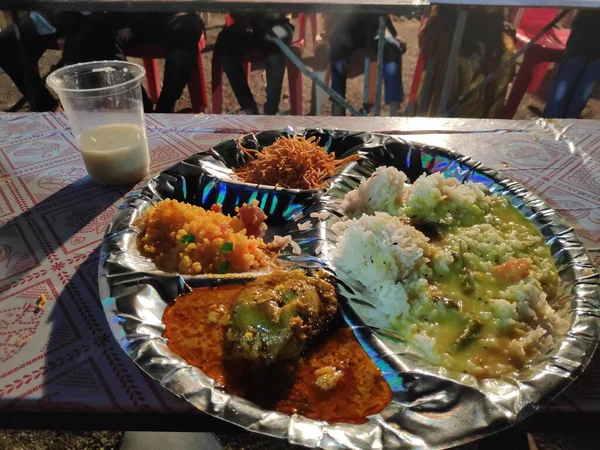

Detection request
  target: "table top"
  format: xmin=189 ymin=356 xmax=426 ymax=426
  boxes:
xmin=0 ymin=113 xmax=599 ymax=431
xmin=0 ymin=0 xmax=430 ymax=14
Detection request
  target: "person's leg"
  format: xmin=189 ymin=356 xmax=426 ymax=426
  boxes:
xmin=68 ymin=12 xmax=131 ymax=63
xmin=543 ymin=57 xmax=587 ymax=118
xmin=381 ymin=36 xmax=404 ymax=114
xmin=71 ymin=13 xmax=155 ymax=111
xmin=0 ymin=16 xmax=57 ymax=111
xmin=565 ymin=59 xmax=600 ymax=118
xmin=261 ymin=20 xmax=294 ymax=115
xmin=152 ymin=13 xmax=204 ymax=113
xmin=215 ymin=23 xmax=259 ymax=114
xmin=329 ymin=17 xmax=363 ymax=116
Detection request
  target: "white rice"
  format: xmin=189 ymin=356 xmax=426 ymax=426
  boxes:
xmin=297 ymin=221 xmax=312 ymax=231
xmin=290 ymin=240 xmax=302 ymax=255
xmin=334 ymin=167 xmax=566 ymax=376
xmin=310 ymin=210 xmax=330 ymax=220
xmin=272 ymin=235 xmax=302 ymax=255
xmin=343 ymin=166 xmax=408 ymax=217
xmin=332 ymin=212 xmax=432 ymax=324
xmin=405 ymin=172 xmax=491 ymax=225
xmin=315 ymin=241 xmax=324 ymax=255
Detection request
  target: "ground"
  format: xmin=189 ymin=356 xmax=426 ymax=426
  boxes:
xmin=1 ymin=12 xmax=600 ymax=450
xmin=1 ymin=14 xmax=599 ymax=118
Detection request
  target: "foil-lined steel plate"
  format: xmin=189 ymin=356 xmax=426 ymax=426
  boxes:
xmin=100 ymin=129 xmax=600 ymax=449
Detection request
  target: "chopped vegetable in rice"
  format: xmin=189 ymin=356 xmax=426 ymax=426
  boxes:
xmin=334 ymin=167 xmax=567 ymax=378
xmin=137 ymin=199 xmax=284 ymax=275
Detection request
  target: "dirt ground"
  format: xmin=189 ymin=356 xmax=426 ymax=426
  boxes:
xmin=1 ymin=14 xmax=599 ymax=118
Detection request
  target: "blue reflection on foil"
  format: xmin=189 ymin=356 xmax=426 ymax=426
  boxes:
xmin=444 ymin=161 xmax=470 ymax=182
xmin=433 ymin=157 xmax=450 ymax=173
xmin=216 ymin=182 xmax=227 ymax=205
xmin=469 ymin=171 xmax=496 ymax=187
xmin=259 ymin=192 xmax=268 ymax=211
xmin=202 ymin=179 xmax=218 ymax=203
xmin=342 ymin=309 xmax=405 ymax=392
xmin=181 ymin=177 xmax=188 ymax=199
xmin=283 ymin=202 xmax=304 ymax=220
xmin=269 ymin=195 xmax=278 ymax=214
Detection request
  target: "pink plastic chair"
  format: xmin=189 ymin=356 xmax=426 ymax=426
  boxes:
xmin=211 ymin=14 xmax=305 ymax=115
xmin=503 ymin=8 xmax=570 ymax=119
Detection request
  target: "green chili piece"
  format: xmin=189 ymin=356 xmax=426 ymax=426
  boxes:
xmin=181 ymin=234 xmax=195 ymax=244
xmin=454 ymin=317 xmax=484 ymax=351
xmin=219 ymin=260 xmax=231 ymax=274
xmin=220 ymin=242 xmax=234 ymax=253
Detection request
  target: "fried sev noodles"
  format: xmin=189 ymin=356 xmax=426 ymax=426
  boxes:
xmin=234 ymin=135 xmax=360 ymax=189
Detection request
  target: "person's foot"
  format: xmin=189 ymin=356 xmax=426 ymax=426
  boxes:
xmin=32 ymin=88 xmax=59 ymax=112
xmin=263 ymin=105 xmax=279 ymax=115
xmin=331 ymin=102 xmax=346 ymax=117
xmin=241 ymin=106 xmax=260 ymax=115
xmin=389 ymin=101 xmax=402 ymax=116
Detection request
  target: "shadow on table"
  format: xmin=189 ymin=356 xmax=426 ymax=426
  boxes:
xmin=0 ymin=174 xmax=239 ymax=429
xmin=0 ymin=177 xmax=129 ymax=263
xmin=0 ymin=178 xmax=126 ymax=408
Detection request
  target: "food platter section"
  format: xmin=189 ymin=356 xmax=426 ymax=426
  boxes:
xmin=1 ymin=113 xmax=599 ymax=443
xmin=101 ymin=126 xmax=599 ymax=448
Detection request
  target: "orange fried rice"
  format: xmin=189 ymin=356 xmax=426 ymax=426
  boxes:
xmin=137 ymin=199 xmax=276 ymax=275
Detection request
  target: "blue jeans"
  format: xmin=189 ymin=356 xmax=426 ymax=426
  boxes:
xmin=543 ymin=57 xmax=600 ymax=118
xmin=329 ymin=17 xmax=404 ymax=109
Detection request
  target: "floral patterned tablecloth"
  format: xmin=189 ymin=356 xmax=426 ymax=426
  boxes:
xmin=0 ymin=113 xmax=599 ymax=418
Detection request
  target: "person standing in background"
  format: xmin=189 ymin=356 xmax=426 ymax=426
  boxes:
xmin=416 ymin=5 xmax=516 ymax=118
xmin=543 ymin=10 xmax=600 ymax=118
xmin=214 ymin=13 xmax=294 ymax=115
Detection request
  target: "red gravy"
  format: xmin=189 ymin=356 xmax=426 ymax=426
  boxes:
xmin=163 ymin=286 xmax=392 ymax=424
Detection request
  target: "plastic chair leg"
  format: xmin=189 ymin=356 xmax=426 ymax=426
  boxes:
xmin=298 ymin=14 xmax=306 ymax=43
xmin=503 ymin=54 xmax=536 ymax=119
xmin=211 ymin=52 xmax=223 ymax=114
xmin=287 ymin=62 xmax=303 ymax=115
xmin=528 ymin=61 xmax=551 ymax=93
xmin=310 ymin=14 xmax=318 ymax=49
xmin=143 ymin=58 xmax=160 ymax=105
xmin=311 ymin=70 xmax=326 ymax=115
xmin=367 ymin=61 xmax=377 ymax=106
xmin=406 ymin=50 xmax=425 ymax=115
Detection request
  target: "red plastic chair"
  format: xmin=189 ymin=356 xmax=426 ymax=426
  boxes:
xmin=405 ymin=16 xmax=429 ymax=115
xmin=52 ymin=35 xmax=208 ymax=113
xmin=503 ymin=8 xmax=570 ymax=119
xmin=128 ymin=34 xmax=207 ymax=113
xmin=211 ymin=14 xmax=305 ymax=115
xmin=298 ymin=13 xmax=318 ymax=49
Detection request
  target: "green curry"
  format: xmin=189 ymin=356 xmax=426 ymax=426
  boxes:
xmin=396 ymin=197 xmax=560 ymax=377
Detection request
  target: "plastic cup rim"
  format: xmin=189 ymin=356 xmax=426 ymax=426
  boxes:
xmin=47 ymin=60 xmax=146 ymax=94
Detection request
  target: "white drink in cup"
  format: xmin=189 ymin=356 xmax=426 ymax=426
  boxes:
xmin=47 ymin=61 xmax=150 ymax=186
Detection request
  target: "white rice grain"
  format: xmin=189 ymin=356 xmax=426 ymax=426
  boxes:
xmin=297 ymin=221 xmax=312 ymax=231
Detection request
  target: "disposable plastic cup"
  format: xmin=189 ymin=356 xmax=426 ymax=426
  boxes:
xmin=47 ymin=61 xmax=149 ymax=186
